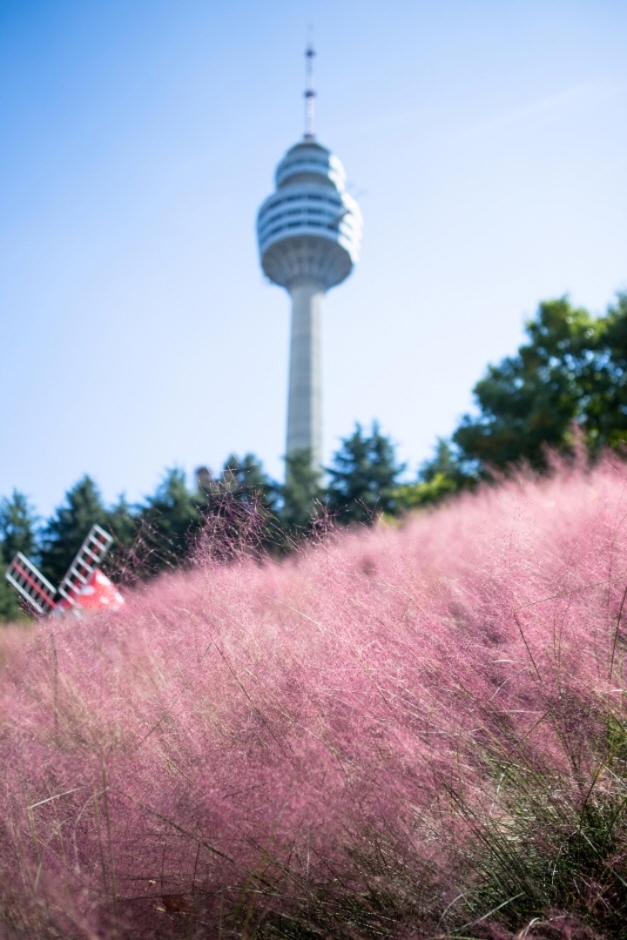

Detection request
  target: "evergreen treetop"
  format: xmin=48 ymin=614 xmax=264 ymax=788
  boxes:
xmin=40 ymin=476 xmax=107 ymax=584
xmin=326 ymin=422 xmax=404 ymax=524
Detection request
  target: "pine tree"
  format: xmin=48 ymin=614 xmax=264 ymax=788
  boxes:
xmin=0 ymin=546 xmax=21 ymax=621
xmin=105 ymin=495 xmax=137 ymax=548
xmin=136 ymin=469 xmax=200 ymax=573
xmin=195 ymin=455 xmax=281 ymax=557
xmin=280 ymin=448 xmax=324 ymax=537
xmin=0 ymin=491 xmax=38 ymax=621
xmin=326 ymin=423 xmax=404 ymax=524
xmin=40 ymin=476 xmax=107 ymax=584
xmin=99 ymin=495 xmax=140 ymax=582
xmin=0 ymin=490 xmax=38 ymax=561
xmin=219 ymin=454 xmax=279 ymax=513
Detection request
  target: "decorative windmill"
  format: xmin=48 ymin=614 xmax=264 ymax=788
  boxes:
xmin=5 ymin=524 xmax=124 ymax=617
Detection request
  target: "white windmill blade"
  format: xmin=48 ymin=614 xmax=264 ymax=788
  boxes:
xmin=57 ymin=524 xmax=114 ymax=607
xmin=5 ymin=553 xmax=57 ymax=615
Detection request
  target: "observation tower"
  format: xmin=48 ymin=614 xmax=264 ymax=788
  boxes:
xmin=257 ymin=46 xmax=363 ymax=474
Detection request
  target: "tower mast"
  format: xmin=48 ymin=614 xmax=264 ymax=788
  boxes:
xmin=304 ymin=43 xmax=316 ymax=141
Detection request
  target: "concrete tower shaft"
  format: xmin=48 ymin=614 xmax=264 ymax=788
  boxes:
xmin=257 ymin=75 xmax=362 ymax=474
xmin=286 ymin=284 xmax=323 ymax=465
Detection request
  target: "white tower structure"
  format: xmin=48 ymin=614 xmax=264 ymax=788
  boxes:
xmin=257 ymin=46 xmax=363 ymax=473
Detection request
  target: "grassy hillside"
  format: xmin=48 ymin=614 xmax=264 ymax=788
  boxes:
xmin=2 ymin=458 xmax=627 ymax=938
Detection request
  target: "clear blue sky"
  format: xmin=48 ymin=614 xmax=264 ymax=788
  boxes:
xmin=2 ymin=0 xmax=626 ymax=517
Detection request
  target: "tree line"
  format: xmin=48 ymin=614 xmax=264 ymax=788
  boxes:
xmin=3 ymin=290 xmax=627 ymax=620
xmin=0 ymin=424 xmax=407 ymax=621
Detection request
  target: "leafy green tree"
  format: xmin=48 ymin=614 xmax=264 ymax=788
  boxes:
xmin=280 ymin=448 xmax=324 ymax=536
xmin=451 ymin=296 xmax=627 ymax=472
xmin=588 ymin=292 xmax=627 ymax=450
xmin=326 ymin=423 xmax=404 ymax=524
xmin=419 ymin=439 xmax=468 ymax=486
xmin=40 ymin=476 xmax=107 ymax=584
xmin=394 ymin=441 xmax=467 ymax=511
xmin=394 ymin=474 xmax=458 ymax=511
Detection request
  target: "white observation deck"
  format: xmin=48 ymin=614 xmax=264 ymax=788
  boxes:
xmin=257 ymin=121 xmax=363 ymax=473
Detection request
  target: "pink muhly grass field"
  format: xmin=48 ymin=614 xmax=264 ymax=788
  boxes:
xmin=2 ymin=459 xmax=627 ymax=939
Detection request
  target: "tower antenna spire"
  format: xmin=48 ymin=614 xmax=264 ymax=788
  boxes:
xmin=304 ymin=41 xmax=316 ymax=141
